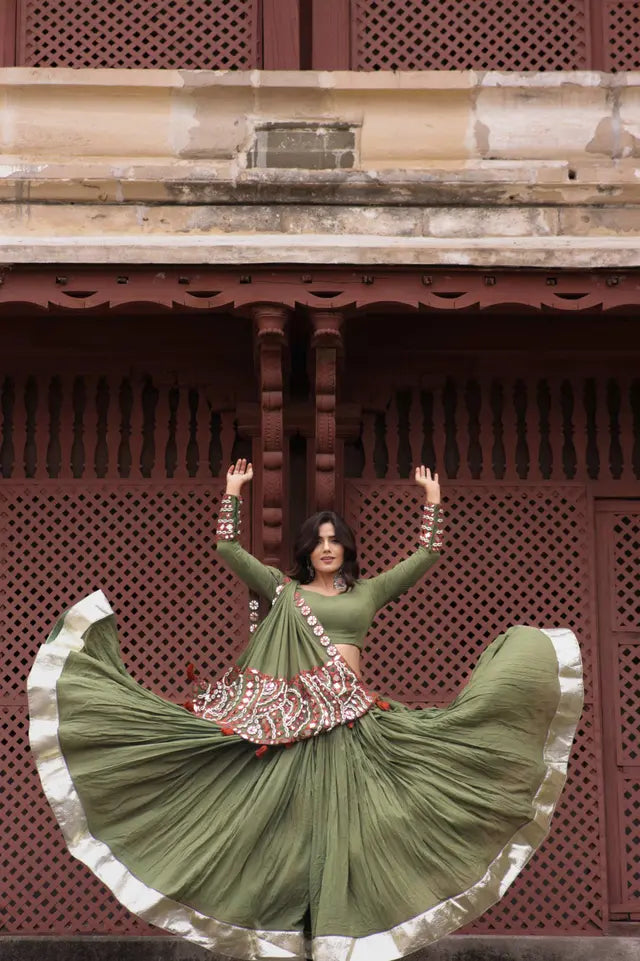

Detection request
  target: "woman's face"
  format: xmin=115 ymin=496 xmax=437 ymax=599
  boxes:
xmin=310 ymin=522 xmax=345 ymax=576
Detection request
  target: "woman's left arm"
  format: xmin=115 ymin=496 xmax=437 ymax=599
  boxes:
xmin=366 ymin=467 xmax=444 ymax=610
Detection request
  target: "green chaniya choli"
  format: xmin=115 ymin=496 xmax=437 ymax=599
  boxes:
xmin=28 ymin=495 xmax=583 ymax=961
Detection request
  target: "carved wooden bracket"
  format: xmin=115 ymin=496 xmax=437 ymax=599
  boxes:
xmin=253 ymin=304 xmax=288 ymax=567
xmin=310 ymin=309 xmax=344 ymax=511
xmin=1 ymin=266 xmax=639 ymax=314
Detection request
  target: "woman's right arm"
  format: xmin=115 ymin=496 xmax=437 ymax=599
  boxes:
xmin=215 ymin=461 xmax=283 ymax=602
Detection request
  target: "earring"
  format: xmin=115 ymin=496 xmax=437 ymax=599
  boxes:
xmin=306 ymin=558 xmax=315 ymax=581
xmin=333 ymin=567 xmax=347 ymax=593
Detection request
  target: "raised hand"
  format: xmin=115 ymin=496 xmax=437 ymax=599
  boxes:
xmin=226 ymin=458 xmax=254 ymax=496
xmin=414 ymin=465 xmax=440 ymax=505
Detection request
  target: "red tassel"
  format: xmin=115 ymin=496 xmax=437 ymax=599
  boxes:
xmin=255 ymin=745 xmax=269 ymax=758
xmin=186 ymin=662 xmax=198 ymax=682
xmin=183 ymin=700 xmax=195 ymax=712
xmin=220 ymin=726 xmax=235 ymax=736
xmin=347 ymin=722 xmax=354 ymax=728
xmin=376 ymin=698 xmax=390 ymax=711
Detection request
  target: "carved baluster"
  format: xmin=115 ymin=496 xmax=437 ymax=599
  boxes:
xmin=83 ymin=375 xmax=99 ymax=480
xmin=572 ymin=375 xmax=587 ymax=480
xmin=153 ymin=382 xmax=172 ymax=480
xmin=594 ymin=376 xmax=611 ymax=481
xmin=33 ymin=375 xmax=48 ymax=480
xmin=362 ymin=409 xmax=376 ymax=481
xmin=173 ymin=384 xmax=189 ymax=481
xmin=195 ymin=387 xmax=210 ymax=479
xmin=546 ymin=375 xmax=563 ymax=482
xmin=310 ymin=310 xmax=343 ymax=510
xmin=432 ymin=381 xmax=447 ymax=480
xmin=501 ymin=377 xmax=518 ymax=482
xmin=386 ymin=393 xmax=400 ymax=481
xmin=617 ymin=374 xmax=633 ymax=482
xmin=12 ymin=376 xmax=28 ymax=479
xmin=58 ymin=374 xmax=74 ymax=480
xmin=457 ymin=378 xmax=473 ymax=482
xmin=102 ymin=376 xmax=119 ymax=480
xmin=94 ymin=376 xmax=109 ymax=479
xmin=220 ymin=410 xmax=236 ymax=472
xmin=476 ymin=374 xmax=491 ymax=481
xmin=128 ymin=376 xmax=144 ymax=480
xmin=408 ymin=389 xmax=422 ymax=475
xmin=254 ymin=305 xmax=288 ymax=567
xmin=528 ymin=375 xmax=544 ymax=483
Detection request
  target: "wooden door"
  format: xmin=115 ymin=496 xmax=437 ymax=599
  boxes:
xmin=597 ymin=500 xmax=640 ymax=921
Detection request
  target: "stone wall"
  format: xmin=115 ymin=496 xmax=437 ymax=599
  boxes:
xmin=0 ymin=69 xmax=639 ymax=266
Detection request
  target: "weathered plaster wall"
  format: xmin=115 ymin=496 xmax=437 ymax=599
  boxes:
xmin=1 ymin=69 xmax=640 ymax=266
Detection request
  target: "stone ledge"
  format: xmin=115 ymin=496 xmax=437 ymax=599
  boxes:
xmin=2 ymin=67 xmax=640 ymax=91
xmin=1 ymin=936 xmax=639 ymax=961
xmin=0 ymin=164 xmax=639 ymax=206
xmin=3 ymin=201 xmax=640 ymax=242
xmin=1 ymin=234 xmax=640 ymax=268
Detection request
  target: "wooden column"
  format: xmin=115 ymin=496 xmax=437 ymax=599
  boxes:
xmin=310 ymin=310 xmax=343 ymax=511
xmin=254 ymin=305 xmax=288 ymax=567
xmin=0 ymin=0 xmax=17 ymax=66
xmin=262 ymin=0 xmax=300 ymax=69
xmin=311 ymin=0 xmax=350 ymax=69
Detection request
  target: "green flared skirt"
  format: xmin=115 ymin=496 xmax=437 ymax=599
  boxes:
xmin=28 ymin=590 xmax=583 ymax=961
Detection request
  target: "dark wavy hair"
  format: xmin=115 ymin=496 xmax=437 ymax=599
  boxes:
xmin=289 ymin=511 xmax=360 ymax=589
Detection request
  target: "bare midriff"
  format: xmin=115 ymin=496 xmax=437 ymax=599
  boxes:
xmin=335 ymin=643 xmax=361 ymax=676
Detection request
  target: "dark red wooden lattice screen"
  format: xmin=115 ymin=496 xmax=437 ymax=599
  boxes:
xmin=604 ymin=0 xmax=640 ymax=71
xmin=14 ymin=0 xmax=261 ymax=68
xmin=1 ymin=483 xmax=253 ymax=935
xmin=4 ymin=0 xmax=640 ymax=69
xmin=314 ymin=0 xmax=640 ymax=71
xmin=597 ymin=502 xmax=640 ymax=920
xmin=346 ymin=480 xmax=604 ymax=932
xmin=353 ymin=0 xmax=590 ymax=71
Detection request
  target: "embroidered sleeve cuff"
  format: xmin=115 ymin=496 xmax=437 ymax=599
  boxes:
xmin=419 ymin=503 xmax=444 ymax=553
xmin=216 ymin=493 xmax=242 ymax=542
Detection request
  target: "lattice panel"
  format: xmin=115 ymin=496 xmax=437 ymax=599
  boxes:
xmin=1 ymin=483 xmax=254 ymax=933
xmin=346 ymin=480 xmax=603 ymax=932
xmin=347 ymin=483 xmax=593 ymax=704
xmin=2 ymin=706 xmax=155 ymax=934
xmin=613 ymin=514 xmax=640 ymax=631
xmin=618 ymin=647 xmax=640 ymax=764
xmin=472 ymin=702 xmax=602 ymax=931
xmin=622 ymin=780 xmax=640 ymax=903
xmin=0 ymin=485 xmax=249 ymax=704
xmin=352 ymin=0 xmax=589 ymax=71
xmin=605 ymin=0 xmax=640 ymax=70
xmin=19 ymin=0 xmax=259 ymax=68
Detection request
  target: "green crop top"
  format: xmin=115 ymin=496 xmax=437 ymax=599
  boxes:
xmin=215 ymin=494 xmax=443 ymax=651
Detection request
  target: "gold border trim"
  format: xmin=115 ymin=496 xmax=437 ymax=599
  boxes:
xmin=27 ymin=590 xmax=305 ymax=961
xmin=313 ymin=626 xmax=584 ymax=961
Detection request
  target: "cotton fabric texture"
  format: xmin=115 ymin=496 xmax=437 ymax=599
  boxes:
xmin=27 ymin=501 xmax=583 ymax=961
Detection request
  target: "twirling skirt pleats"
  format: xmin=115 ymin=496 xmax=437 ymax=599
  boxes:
xmin=28 ymin=591 xmax=583 ymax=961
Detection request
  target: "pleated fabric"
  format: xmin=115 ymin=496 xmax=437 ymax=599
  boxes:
xmin=28 ymin=590 xmax=583 ymax=961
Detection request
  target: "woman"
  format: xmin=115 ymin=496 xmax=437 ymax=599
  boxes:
xmin=28 ymin=460 xmax=583 ymax=961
